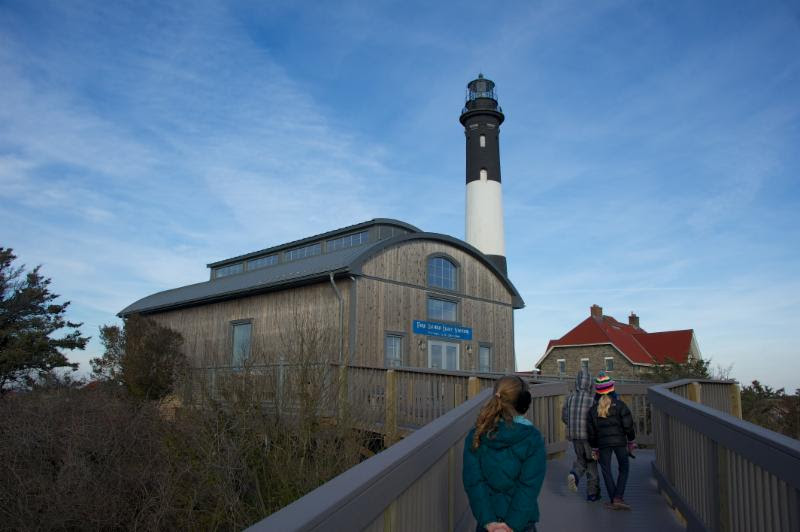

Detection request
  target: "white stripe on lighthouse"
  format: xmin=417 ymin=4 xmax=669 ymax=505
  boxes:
xmin=465 ymin=178 xmax=505 ymax=257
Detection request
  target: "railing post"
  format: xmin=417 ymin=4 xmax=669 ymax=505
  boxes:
xmin=729 ymin=382 xmax=742 ymax=419
xmin=716 ymin=443 xmax=731 ymax=531
xmin=467 ymin=376 xmax=481 ymax=399
xmin=687 ymin=381 xmax=702 ymax=404
xmin=385 ymin=369 xmax=398 ymax=446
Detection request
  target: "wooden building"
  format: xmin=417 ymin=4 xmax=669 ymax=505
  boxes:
xmin=535 ymin=304 xmax=701 ymax=380
xmin=120 ymin=219 xmax=524 ymax=372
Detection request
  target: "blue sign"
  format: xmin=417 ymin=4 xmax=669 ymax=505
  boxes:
xmin=413 ymin=320 xmax=473 ymax=340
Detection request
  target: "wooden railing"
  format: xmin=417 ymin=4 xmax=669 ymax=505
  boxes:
xmin=649 ymin=379 xmax=799 ymax=531
xmin=248 ymin=377 xmax=570 ymax=532
xmin=247 ymin=388 xmax=493 ymax=531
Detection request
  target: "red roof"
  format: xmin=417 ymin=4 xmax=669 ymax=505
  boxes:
xmin=544 ymin=313 xmax=694 ymax=366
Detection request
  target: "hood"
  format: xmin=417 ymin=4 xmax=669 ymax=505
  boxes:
xmin=575 ymin=369 xmax=592 ymax=392
xmin=482 ymin=419 xmax=536 ymax=450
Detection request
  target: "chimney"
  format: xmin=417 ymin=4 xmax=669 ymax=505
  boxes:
xmin=629 ymin=312 xmax=640 ymax=329
xmin=590 ymin=304 xmax=603 ymax=319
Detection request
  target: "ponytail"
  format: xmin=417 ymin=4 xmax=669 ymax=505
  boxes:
xmin=471 ymin=376 xmax=528 ymax=450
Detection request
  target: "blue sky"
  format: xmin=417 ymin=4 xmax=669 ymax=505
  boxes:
xmin=1 ymin=0 xmax=799 ymax=390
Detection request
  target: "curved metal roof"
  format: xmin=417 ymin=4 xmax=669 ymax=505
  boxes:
xmin=119 ymin=222 xmax=524 ymax=316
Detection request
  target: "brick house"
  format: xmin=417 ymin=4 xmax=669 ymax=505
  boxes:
xmin=535 ymin=305 xmax=701 ymax=380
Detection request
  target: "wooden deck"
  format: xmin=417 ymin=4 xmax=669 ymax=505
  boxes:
xmin=537 ymin=449 xmax=685 ymax=531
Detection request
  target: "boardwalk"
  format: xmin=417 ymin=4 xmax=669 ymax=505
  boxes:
xmin=538 ymin=449 xmax=684 ymax=532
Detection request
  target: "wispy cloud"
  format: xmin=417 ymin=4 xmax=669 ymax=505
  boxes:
xmin=1 ymin=0 xmax=798 ymax=390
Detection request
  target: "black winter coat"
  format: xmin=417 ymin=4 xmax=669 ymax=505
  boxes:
xmin=587 ymin=398 xmax=635 ymax=449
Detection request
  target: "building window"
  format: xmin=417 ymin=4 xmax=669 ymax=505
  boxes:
xmin=479 ymin=345 xmax=491 ymax=372
xmin=328 ymin=231 xmax=369 ymax=252
xmin=385 ymin=334 xmax=403 ymax=368
xmin=427 ymin=256 xmax=458 ymax=291
xmin=605 ymin=357 xmax=614 ymax=371
xmin=214 ymin=263 xmax=244 ymax=279
xmin=427 ymin=297 xmax=457 ymax=322
xmin=479 ymin=134 xmax=486 ymax=148
xmin=480 ymin=168 xmax=488 ymax=181
xmin=557 ymin=359 xmax=566 ymax=375
xmin=247 ymin=255 xmax=277 ymax=271
xmin=232 ymin=321 xmax=252 ymax=368
xmin=285 ymin=243 xmax=322 ymax=261
xmin=429 ymin=340 xmax=459 ymax=370
xmin=580 ymin=358 xmax=589 ymax=372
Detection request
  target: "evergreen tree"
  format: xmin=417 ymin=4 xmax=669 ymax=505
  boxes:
xmin=91 ymin=314 xmax=185 ymax=400
xmin=643 ymin=357 xmax=712 ymax=383
xmin=0 ymin=247 xmax=87 ymax=394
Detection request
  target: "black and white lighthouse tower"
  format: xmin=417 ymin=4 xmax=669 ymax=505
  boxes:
xmin=460 ymin=74 xmax=507 ymax=275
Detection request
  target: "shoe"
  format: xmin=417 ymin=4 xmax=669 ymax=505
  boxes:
xmin=566 ymin=472 xmax=578 ymax=492
xmin=613 ymin=497 xmax=631 ymax=510
xmin=586 ymin=492 xmax=602 ymax=502
xmin=604 ymin=501 xmax=617 ymax=510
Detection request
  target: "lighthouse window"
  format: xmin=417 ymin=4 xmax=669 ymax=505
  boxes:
xmin=479 ymin=134 xmax=486 ymax=148
xmin=427 ymin=257 xmax=458 ymax=290
xmin=480 ymin=169 xmax=488 ymax=181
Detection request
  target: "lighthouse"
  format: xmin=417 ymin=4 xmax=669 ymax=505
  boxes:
xmin=460 ymin=74 xmax=507 ymax=275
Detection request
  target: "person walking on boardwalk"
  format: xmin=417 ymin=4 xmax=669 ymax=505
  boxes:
xmin=561 ymin=368 xmax=601 ymax=501
xmin=463 ymin=375 xmax=547 ymax=532
xmin=587 ymin=372 xmax=636 ymax=510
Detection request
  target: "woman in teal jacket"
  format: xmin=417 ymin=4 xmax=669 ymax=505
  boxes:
xmin=463 ymin=375 xmax=547 ymax=532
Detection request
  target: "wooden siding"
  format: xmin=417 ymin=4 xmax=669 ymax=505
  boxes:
xmin=150 ymin=281 xmax=352 ymax=367
xmin=356 ymin=240 xmax=515 ymax=372
xmin=360 ymin=240 xmax=513 ymax=305
xmin=146 ymin=239 xmax=517 ymax=371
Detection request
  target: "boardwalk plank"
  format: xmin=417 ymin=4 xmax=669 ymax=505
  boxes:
xmin=536 ymin=449 xmax=685 ymax=532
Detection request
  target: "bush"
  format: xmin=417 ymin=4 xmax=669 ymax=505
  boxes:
xmin=0 ymin=373 xmax=366 ymax=530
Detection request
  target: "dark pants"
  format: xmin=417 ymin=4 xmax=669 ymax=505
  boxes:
xmin=597 ymin=446 xmax=629 ymax=501
xmin=571 ymin=440 xmax=600 ymax=495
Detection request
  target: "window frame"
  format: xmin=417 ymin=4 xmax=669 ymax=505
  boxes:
xmin=580 ymin=358 xmax=590 ymax=372
xmin=214 ymin=263 xmax=244 ymax=279
xmin=478 ymin=343 xmax=492 ymax=373
xmin=246 ymin=255 xmax=278 ymax=271
xmin=231 ymin=319 xmax=253 ymax=369
xmin=285 ymin=242 xmax=322 ymax=262
xmin=426 ymin=294 xmax=459 ymax=324
xmin=557 ymin=358 xmax=567 ymax=375
xmin=426 ymin=253 xmax=461 ymax=293
xmin=428 ymin=339 xmax=460 ymax=371
xmin=604 ymin=356 xmax=615 ymax=372
xmin=327 ymin=231 xmax=369 ymax=252
xmin=384 ymin=331 xmax=405 ymax=368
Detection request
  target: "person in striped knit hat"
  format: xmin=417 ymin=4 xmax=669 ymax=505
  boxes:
xmin=587 ymin=372 xmax=636 ymax=510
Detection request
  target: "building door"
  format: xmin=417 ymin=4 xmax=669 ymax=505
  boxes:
xmin=428 ymin=340 xmax=459 ymax=370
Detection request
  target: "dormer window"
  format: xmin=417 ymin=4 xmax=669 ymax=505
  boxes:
xmin=285 ymin=243 xmax=322 ymax=261
xmin=427 ymin=256 xmax=457 ymax=291
xmin=214 ymin=263 xmax=243 ymax=279
xmin=328 ymin=231 xmax=369 ymax=251
xmin=247 ymin=255 xmax=277 ymax=271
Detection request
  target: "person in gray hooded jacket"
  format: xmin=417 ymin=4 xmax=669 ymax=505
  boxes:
xmin=561 ymin=368 xmax=601 ymax=500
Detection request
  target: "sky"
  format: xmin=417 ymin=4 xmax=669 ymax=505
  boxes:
xmin=1 ymin=0 xmax=799 ymax=390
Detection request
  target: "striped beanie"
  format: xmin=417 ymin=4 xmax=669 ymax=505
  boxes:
xmin=595 ymin=372 xmax=615 ymax=395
